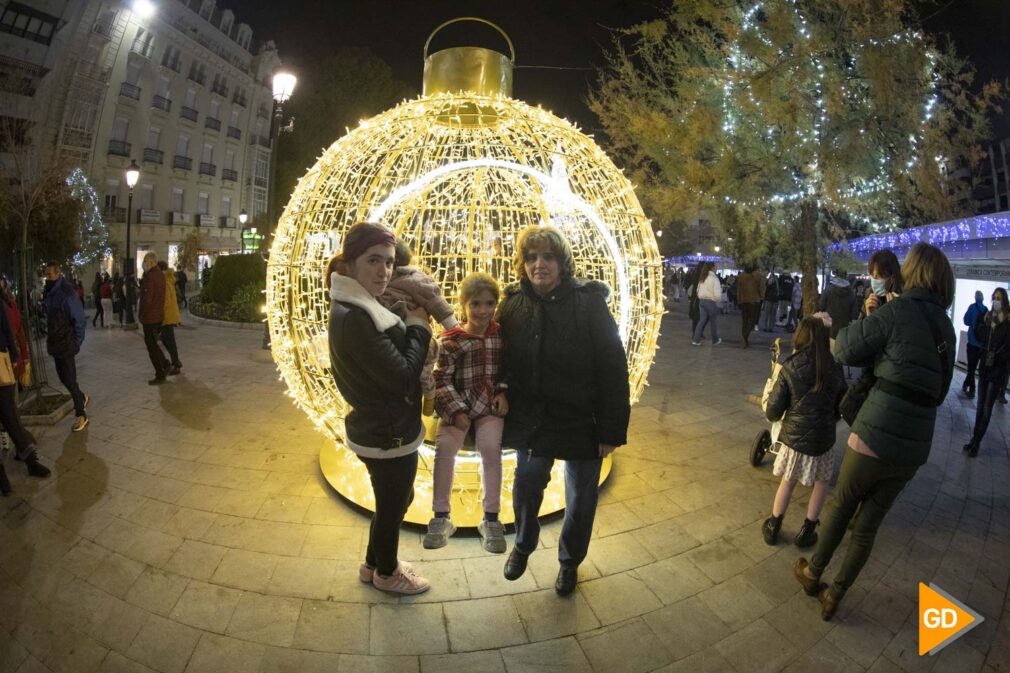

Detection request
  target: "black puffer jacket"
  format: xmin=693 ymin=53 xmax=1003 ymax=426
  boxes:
xmin=497 ymin=277 xmax=630 ymax=460
xmin=328 ymin=300 xmax=431 ymax=452
xmin=977 ymin=312 xmax=1010 ymax=380
xmin=765 ymin=348 xmax=847 ymax=456
xmin=818 ymin=282 xmax=859 ymax=338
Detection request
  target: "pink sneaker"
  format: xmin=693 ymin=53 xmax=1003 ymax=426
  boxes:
xmin=371 ymin=562 xmax=430 ymax=595
xmin=359 ymin=561 xmax=413 ymax=583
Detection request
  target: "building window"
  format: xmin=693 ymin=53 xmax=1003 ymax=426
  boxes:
xmin=0 ymin=56 xmax=46 ymax=96
xmin=199 ymin=0 xmax=215 ymax=21
xmin=224 ymin=149 xmax=235 ymax=170
xmin=161 ymin=44 xmax=182 ymax=72
xmin=139 ymin=183 xmax=154 ymax=210
xmin=221 ymin=194 xmax=231 ymax=217
xmin=252 ymin=188 xmax=266 ymax=217
xmin=112 ymin=117 xmax=130 ymax=142
xmin=171 ymin=187 xmax=184 ymax=212
xmin=0 ymin=115 xmax=32 ymax=146
xmin=176 ymin=133 xmax=189 ymax=157
xmin=0 ymin=2 xmax=58 ymax=46
xmin=201 ymin=143 xmax=214 ymax=163
xmin=146 ymin=126 xmax=161 ymax=149
xmin=198 ymin=191 xmax=209 ymax=214
xmin=131 ymin=27 xmax=155 ymax=59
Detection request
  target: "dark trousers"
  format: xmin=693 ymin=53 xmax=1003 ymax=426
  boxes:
xmin=92 ymin=295 xmax=104 ymax=327
xmin=53 ymin=354 xmax=86 ymax=417
xmin=760 ymin=300 xmax=778 ymax=331
xmin=513 ymin=451 xmax=602 ymax=567
xmin=965 ymin=344 xmax=982 ymax=393
xmin=0 ymin=384 xmax=36 ymax=457
xmin=740 ymin=302 xmax=760 ymax=343
xmin=971 ymin=369 xmax=1004 ymax=446
xmin=143 ymin=324 xmax=170 ymax=378
xmin=810 ymin=449 xmax=917 ymax=596
xmin=177 ymin=283 xmax=188 ymax=308
xmin=359 ymin=451 xmax=418 ymax=576
xmin=160 ymin=325 xmax=182 ymax=368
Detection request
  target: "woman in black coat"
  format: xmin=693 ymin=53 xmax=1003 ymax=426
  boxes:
xmin=326 ymin=222 xmax=433 ymax=595
xmin=497 ymin=224 xmax=630 ymax=596
xmin=963 ymin=287 xmax=1010 ymax=457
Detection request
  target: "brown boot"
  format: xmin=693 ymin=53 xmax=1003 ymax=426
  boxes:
xmin=793 ymin=557 xmax=825 ymax=596
xmin=818 ymin=586 xmax=843 ymax=621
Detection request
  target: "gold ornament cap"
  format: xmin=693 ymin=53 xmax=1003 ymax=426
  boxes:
xmin=423 ymin=17 xmax=514 ymax=97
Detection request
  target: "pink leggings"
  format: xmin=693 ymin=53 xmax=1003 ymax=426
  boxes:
xmin=432 ymin=415 xmax=504 ymax=515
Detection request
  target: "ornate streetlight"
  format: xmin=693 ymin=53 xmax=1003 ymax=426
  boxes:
xmin=238 ymin=208 xmax=248 ymax=252
xmin=267 ymin=71 xmax=297 ymax=241
xmin=123 ymin=159 xmax=140 ymax=328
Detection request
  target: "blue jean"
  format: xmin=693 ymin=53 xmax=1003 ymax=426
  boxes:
xmin=693 ymin=299 xmax=719 ymax=343
xmin=513 ymin=450 xmax=602 ymax=567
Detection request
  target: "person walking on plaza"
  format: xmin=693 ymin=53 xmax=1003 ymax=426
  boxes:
xmin=498 ymin=224 xmax=630 ymax=596
xmin=327 ymin=222 xmax=433 ymax=595
xmin=788 ymin=275 xmax=803 ymax=330
xmin=0 ymin=297 xmax=50 ymax=495
xmin=158 ymin=262 xmax=183 ymax=375
xmin=692 ymin=261 xmax=722 ymax=346
xmin=962 ymin=288 xmax=1009 ymax=458
xmin=818 ymin=272 xmax=858 ymax=339
xmin=90 ymin=271 xmax=104 ymax=328
xmin=424 ymin=272 xmax=508 ymax=553
xmin=99 ymin=275 xmax=113 ymax=329
xmin=687 ymin=262 xmax=702 ymax=336
xmin=760 ymin=271 xmax=779 ymax=332
xmin=795 ymin=242 xmax=955 ymax=621
xmin=762 ymin=314 xmax=846 ymax=548
xmin=175 ymin=266 xmax=188 ymax=308
xmin=112 ymin=272 xmax=126 ymax=325
xmin=43 ymin=262 xmax=89 ymax=432
xmin=737 ymin=265 xmax=764 ymax=347
xmin=138 ymin=252 xmax=171 ymax=385
xmin=962 ymin=291 xmax=988 ymax=399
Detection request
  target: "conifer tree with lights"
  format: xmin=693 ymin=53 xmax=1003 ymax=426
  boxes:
xmin=592 ymin=0 xmax=1002 ymax=312
xmin=66 ymin=168 xmax=110 ymax=268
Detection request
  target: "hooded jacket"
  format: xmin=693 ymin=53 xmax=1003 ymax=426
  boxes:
xmin=43 ymin=276 xmax=85 ymax=357
xmin=964 ymin=299 xmax=988 ymax=349
xmin=765 ymin=348 xmax=847 ymax=456
xmin=434 ymin=321 xmax=504 ymax=424
xmin=497 ymin=276 xmax=630 ymax=460
xmin=328 ymin=273 xmax=432 ymax=458
xmin=139 ymin=265 xmax=166 ymax=325
xmin=818 ymin=278 xmax=858 ymax=338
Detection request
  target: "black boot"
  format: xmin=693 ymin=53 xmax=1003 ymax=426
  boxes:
xmin=795 ymin=518 xmax=820 ymax=548
xmin=761 ymin=514 xmax=783 ymax=545
xmin=24 ymin=451 xmax=50 ymax=478
xmin=0 ymin=464 xmax=11 ymax=496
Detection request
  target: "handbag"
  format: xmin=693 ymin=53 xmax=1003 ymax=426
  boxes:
xmin=0 ymin=351 xmax=16 ymax=387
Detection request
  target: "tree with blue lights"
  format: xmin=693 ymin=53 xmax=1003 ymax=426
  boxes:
xmin=593 ymin=0 xmax=1001 ymax=312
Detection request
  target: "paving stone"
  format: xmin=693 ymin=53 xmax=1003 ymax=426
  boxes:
xmin=225 ymin=592 xmax=303 ymax=647
xmin=578 ymin=571 xmax=663 ymax=626
xmin=87 ymin=553 xmax=146 ymax=599
xmin=98 ymin=651 xmax=159 ymax=673
xmin=210 ymin=549 xmax=278 ymax=592
xmin=126 ymin=614 xmax=201 ymax=673
xmin=338 ymin=655 xmax=419 ymax=673
xmin=715 ymin=618 xmax=798 ymax=673
xmin=697 ymin=574 xmax=775 ymax=631
xmin=513 ymin=588 xmax=600 ymax=642
xmin=578 ymin=618 xmax=672 ymax=673
xmin=292 ymin=599 xmax=370 ymax=653
xmin=256 ymin=647 xmax=341 ymax=673
xmin=683 ymin=539 xmax=754 ymax=584
xmin=651 ymin=649 xmax=734 ymax=672
xmin=162 ymin=541 xmax=227 ymax=582
xmin=265 ymin=557 xmax=336 ymax=600
xmin=782 ymin=638 xmax=863 ymax=673
xmin=369 ymin=604 xmax=448 ymax=656
xmin=462 ymin=554 xmax=538 ymax=598
xmin=43 ymin=628 xmax=108 ymax=673
xmin=419 ymin=651 xmax=505 ymax=673
xmin=860 ymin=581 xmax=916 ymax=634
xmin=499 ymin=637 xmax=590 ymax=673
xmin=444 ymin=596 xmax=527 ymax=652
xmin=124 ymin=567 xmax=190 ymax=616
xmin=184 ymin=633 xmax=266 ymax=673
xmin=643 ymin=596 xmax=732 ymax=659
xmin=170 ymin=580 xmax=244 ymax=632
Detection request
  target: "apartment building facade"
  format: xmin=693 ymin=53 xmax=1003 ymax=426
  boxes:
xmin=0 ymin=0 xmax=280 ymax=275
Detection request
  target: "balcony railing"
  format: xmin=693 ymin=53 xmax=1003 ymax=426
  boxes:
xmin=107 ymin=140 xmax=130 ymax=157
xmin=226 ymin=126 xmax=241 ymax=140
xmin=119 ymin=82 xmax=141 ymax=100
xmin=254 ymin=176 xmax=267 ymax=188
xmin=251 ymin=134 xmax=271 ymax=149
xmin=199 ymin=162 xmax=217 ymax=177
xmin=152 ymin=95 xmax=171 ymax=112
xmin=222 ymin=168 xmax=238 ymax=182
xmin=204 ymin=117 xmax=221 ymax=131
xmin=103 ymin=206 xmax=126 ymax=222
xmin=188 ymin=73 xmax=205 ymax=86
xmin=173 ymin=155 xmax=192 ymax=170
xmin=92 ymin=19 xmax=114 ymax=39
xmin=211 ymin=84 xmax=228 ymax=97
xmin=142 ymin=148 xmax=163 ymax=164
xmin=232 ymin=94 xmax=247 ymax=108
xmin=180 ymin=106 xmax=198 ymax=122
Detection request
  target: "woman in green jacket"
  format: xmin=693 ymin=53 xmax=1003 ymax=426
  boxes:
xmin=794 ymin=242 xmax=955 ymax=620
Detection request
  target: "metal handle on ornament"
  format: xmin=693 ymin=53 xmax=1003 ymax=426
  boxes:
xmin=423 ymin=17 xmax=516 ymax=64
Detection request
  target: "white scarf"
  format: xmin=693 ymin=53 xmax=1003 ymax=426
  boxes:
xmin=329 ymin=273 xmax=404 ymax=332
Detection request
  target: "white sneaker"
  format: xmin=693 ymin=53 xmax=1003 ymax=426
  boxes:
xmin=422 ymin=517 xmax=456 ymax=549
xmin=371 ymin=562 xmax=431 ymax=595
xmin=713 ymin=338 xmax=723 ymax=346
xmin=478 ymin=519 xmax=507 ymax=554
xmin=360 ymin=560 xmax=413 ymax=583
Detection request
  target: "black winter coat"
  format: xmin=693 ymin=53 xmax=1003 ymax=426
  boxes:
xmin=818 ymin=284 xmax=859 ymax=338
xmin=497 ymin=277 xmax=630 ymax=460
xmin=328 ymin=301 xmax=431 ymax=451
xmin=765 ymin=349 xmax=847 ymax=456
xmin=977 ymin=313 xmax=1010 ymax=381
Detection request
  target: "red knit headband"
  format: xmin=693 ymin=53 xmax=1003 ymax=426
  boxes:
xmin=343 ymin=227 xmax=395 ymax=261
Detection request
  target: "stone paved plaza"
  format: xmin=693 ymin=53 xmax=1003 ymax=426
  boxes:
xmin=1 ymin=303 xmax=1009 ymax=673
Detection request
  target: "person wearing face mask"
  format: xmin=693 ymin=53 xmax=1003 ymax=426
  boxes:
xmin=862 ymin=249 xmax=903 ymax=319
xmin=963 ymin=288 xmax=1010 ymax=457
xmin=962 ymin=291 xmax=988 ymax=399
xmin=138 ymin=252 xmax=171 ymax=385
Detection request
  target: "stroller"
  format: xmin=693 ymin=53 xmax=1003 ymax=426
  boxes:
xmin=750 ymin=337 xmax=784 ymax=467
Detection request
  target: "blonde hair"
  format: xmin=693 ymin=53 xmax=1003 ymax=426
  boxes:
xmin=512 ymin=225 xmax=575 ymax=281
xmin=901 ymin=242 xmax=954 ymax=307
xmin=458 ymin=272 xmax=500 ymax=321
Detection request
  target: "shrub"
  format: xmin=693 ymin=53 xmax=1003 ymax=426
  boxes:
xmin=201 ymin=253 xmax=265 ymax=304
xmin=226 ymin=283 xmax=263 ymax=323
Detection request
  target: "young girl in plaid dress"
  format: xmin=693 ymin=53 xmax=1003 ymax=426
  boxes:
xmin=423 ymin=273 xmax=510 ymax=553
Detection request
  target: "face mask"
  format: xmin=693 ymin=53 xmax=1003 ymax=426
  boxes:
xmin=993 ymin=300 xmax=1003 ymax=313
xmin=870 ymin=278 xmax=887 ymax=297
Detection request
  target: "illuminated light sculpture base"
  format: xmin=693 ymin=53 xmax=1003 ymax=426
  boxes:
xmin=320 ymin=443 xmax=613 ymax=527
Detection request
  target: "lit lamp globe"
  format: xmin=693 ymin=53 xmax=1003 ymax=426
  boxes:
xmin=265 ymin=18 xmax=664 ymax=526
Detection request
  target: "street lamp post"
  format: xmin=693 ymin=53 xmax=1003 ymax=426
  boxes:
xmin=238 ymin=208 xmax=248 ymax=253
xmin=268 ymin=72 xmax=297 ymax=241
xmin=124 ymin=159 xmax=140 ymax=328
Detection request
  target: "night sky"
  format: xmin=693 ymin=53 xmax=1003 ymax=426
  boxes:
xmin=237 ymin=0 xmax=1010 ymax=137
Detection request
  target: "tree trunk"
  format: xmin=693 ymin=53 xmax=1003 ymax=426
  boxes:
xmin=799 ymin=200 xmax=819 ymax=317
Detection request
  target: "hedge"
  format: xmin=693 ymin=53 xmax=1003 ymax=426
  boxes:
xmin=201 ymin=254 xmax=266 ymax=304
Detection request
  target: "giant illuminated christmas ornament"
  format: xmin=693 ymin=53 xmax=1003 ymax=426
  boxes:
xmin=266 ymin=18 xmax=664 ymax=525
